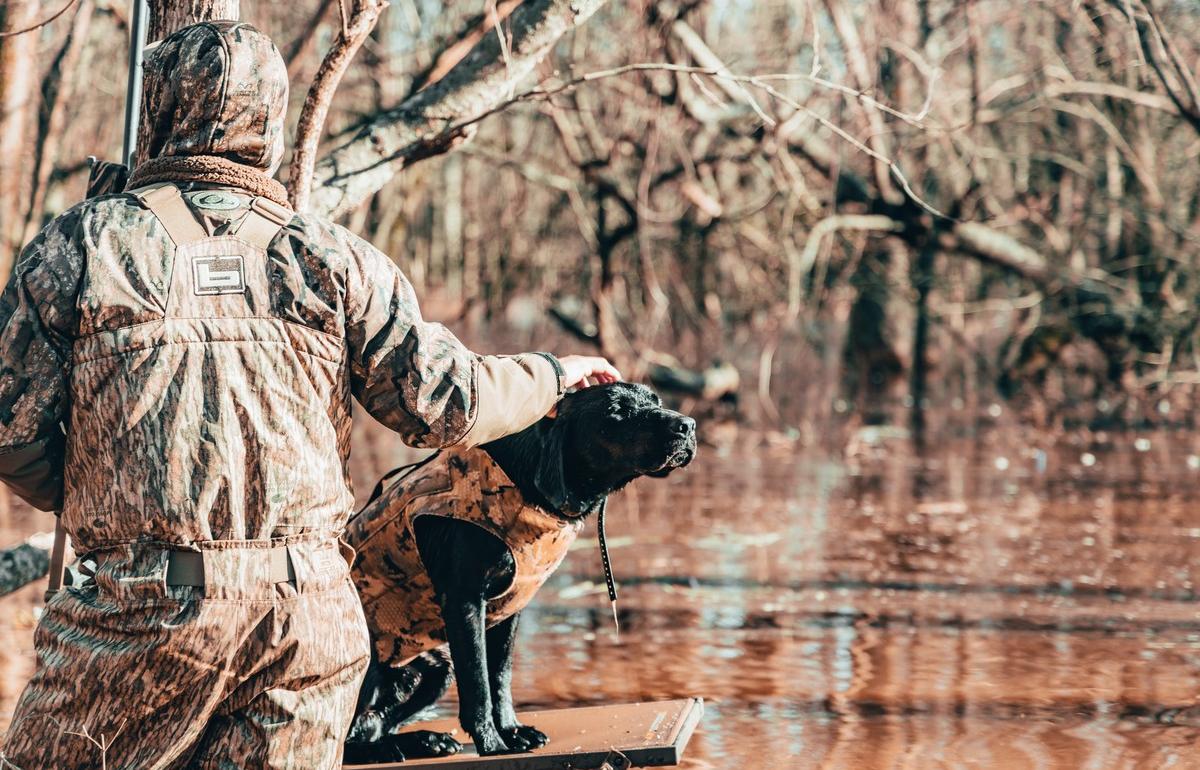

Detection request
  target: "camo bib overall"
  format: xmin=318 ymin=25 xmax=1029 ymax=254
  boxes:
xmin=2 ymin=185 xmax=370 ymax=770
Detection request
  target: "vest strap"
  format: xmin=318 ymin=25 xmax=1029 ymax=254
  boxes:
xmin=164 ymin=547 xmax=295 ymax=586
xmin=234 ymin=197 xmax=293 ymax=251
xmin=133 ymin=184 xmax=208 ymax=246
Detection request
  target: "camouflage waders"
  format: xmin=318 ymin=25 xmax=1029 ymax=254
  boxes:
xmin=2 ymin=186 xmax=370 ymax=770
xmin=2 ymin=539 xmax=368 ymax=770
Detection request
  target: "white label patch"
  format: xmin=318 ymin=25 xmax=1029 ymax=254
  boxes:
xmin=193 ymin=255 xmax=246 ymax=296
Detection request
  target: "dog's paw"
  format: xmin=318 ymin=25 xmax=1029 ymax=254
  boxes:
xmin=471 ymin=728 xmax=511 ymax=756
xmin=394 ymin=730 xmax=463 ymax=758
xmin=345 ymin=711 xmax=387 ymax=744
xmin=499 ymin=724 xmax=549 ymax=751
xmin=343 ymin=739 xmax=405 ymax=765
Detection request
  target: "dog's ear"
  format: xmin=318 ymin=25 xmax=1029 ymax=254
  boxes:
xmin=534 ymin=417 xmax=572 ymax=512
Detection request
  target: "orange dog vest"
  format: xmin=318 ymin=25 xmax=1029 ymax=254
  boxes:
xmin=346 ymin=446 xmax=583 ymax=667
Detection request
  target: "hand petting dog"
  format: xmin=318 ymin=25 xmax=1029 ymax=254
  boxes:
xmin=548 ymin=355 xmax=623 ymax=418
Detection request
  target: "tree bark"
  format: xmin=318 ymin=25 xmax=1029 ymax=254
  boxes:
xmin=409 ymin=0 xmax=524 ymax=94
xmin=842 ymin=247 xmax=905 ymax=423
xmin=24 ymin=0 xmax=95 ymax=244
xmin=308 ymin=0 xmax=611 ymax=220
xmin=148 ymin=0 xmax=238 ymax=41
xmin=909 ymin=240 xmax=936 ymax=438
xmin=0 ymin=0 xmax=41 ymax=275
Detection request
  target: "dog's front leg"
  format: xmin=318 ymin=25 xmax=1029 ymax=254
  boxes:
xmin=435 ymin=589 xmax=510 ymax=755
xmin=486 ymin=613 xmax=549 ymax=751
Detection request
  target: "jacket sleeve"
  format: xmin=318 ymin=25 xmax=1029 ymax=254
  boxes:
xmin=340 ymin=228 xmax=565 ymax=449
xmin=0 ymin=215 xmax=80 ymax=511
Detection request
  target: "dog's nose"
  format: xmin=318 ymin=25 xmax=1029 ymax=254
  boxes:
xmin=672 ymin=416 xmax=696 ymax=436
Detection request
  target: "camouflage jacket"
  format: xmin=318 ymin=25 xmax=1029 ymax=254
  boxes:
xmin=0 ymin=186 xmax=562 ymax=551
xmin=0 ymin=21 xmax=564 ymax=551
xmin=346 ymin=446 xmax=583 ymax=667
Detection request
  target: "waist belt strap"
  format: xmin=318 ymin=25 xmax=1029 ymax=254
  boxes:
xmin=165 ymin=547 xmax=295 ymax=587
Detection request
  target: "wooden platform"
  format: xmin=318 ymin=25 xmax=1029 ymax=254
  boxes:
xmin=345 ymin=698 xmax=703 ymax=769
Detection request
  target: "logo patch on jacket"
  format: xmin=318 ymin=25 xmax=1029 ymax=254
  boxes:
xmin=185 ymin=190 xmax=246 ymax=211
xmin=193 ymin=255 xmax=246 ymax=295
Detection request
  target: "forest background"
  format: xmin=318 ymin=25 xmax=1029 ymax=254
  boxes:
xmin=2 ymin=0 xmax=1200 ymax=440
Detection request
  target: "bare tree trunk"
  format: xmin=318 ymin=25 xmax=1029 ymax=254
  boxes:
xmin=842 ymin=248 xmax=904 ymax=424
xmin=909 ymin=241 xmax=936 ymax=438
xmin=0 ymin=0 xmax=41 ymax=276
xmin=148 ymin=0 xmax=239 ymax=41
xmin=309 ymin=0 xmax=611 ymax=219
xmin=24 ymin=0 xmax=95 ymax=244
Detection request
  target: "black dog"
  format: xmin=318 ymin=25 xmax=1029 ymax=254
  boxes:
xmin=343 ymin=382 xmax=696 ymax=763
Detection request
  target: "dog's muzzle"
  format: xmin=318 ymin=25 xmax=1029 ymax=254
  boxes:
xmin=650 ymin=416 xmax=697 ymax=475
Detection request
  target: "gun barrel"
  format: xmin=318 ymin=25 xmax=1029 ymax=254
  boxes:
xmin=121 ymin=0 xmax=150 ymax=168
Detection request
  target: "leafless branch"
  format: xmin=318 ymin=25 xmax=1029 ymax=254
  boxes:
xmin=0 ymin=0 xmax=81 ymax=39
xmin=285 ymin=0 xmax=338 ymax=79
xmin=789 ymin=214 xmax=903 ymax=318
xmin=309 ymin=0 xmax=612 ymax=219
xmin=289 ymin=0 xmax=389 ymax=211
xmin=1108 ymin=0 xmax=1200 ymax=134
xmin=502 ymin=63 xmax=950 ymax=218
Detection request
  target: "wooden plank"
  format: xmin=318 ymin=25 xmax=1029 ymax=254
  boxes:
xmin=346 ymin=698 xmax=704 ymax=769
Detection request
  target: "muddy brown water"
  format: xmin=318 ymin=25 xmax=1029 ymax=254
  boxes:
xmin=3 ymin=425 xmax=1200 ymax=769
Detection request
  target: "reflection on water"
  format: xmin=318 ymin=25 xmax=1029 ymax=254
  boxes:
xmin=4 ymin=426 xmax=1200 ymax=768
xmin=514 ymin=431 xmax=1200 ymax=769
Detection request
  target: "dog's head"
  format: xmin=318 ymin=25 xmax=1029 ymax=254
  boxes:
xmin=534 ymin=382 xmax=696 ymax=515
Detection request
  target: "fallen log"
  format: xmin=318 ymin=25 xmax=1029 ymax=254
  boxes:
xmin=0 ymin=542 xmax=49 ymax=598
xmin=647 ymin=360 xmax=739 ymax=402
xmin=548 ymin=305 xmax=739 ymax=402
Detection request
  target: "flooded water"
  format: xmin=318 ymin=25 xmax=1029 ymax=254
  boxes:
xmin=3 ymin=426 xmax=1200 ymax=768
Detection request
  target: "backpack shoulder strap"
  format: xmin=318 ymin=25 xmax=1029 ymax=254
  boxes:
xmin=233 ymin=196 xmax=294 ymax=250
xmin=132 ymin=183 xmax=207 ymax=247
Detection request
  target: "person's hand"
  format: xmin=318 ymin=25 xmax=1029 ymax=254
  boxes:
xmin=547 ymin=355 xmax=621 ymax=417
xmin=558 ymin=355 xmax=621 ymax=390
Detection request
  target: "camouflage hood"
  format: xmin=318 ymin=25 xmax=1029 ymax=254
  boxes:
xmin=139 ymin=21 xmax=288 ymax=174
